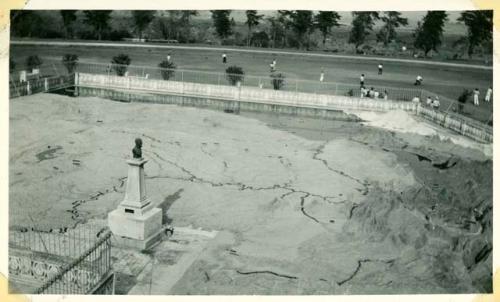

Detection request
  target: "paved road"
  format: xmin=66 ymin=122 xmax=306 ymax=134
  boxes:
xmin=11 ymin=40 xmax=493 ymax=71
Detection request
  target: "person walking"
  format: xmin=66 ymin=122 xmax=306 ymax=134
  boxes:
xmin=222 ymin=53 xmax=227 ymax=64
xmin=360 ymin=74 xmax=365 ymax=88
xmin=167 ymin=53 xmax=171 ymax=62
xmin=415 ymin=75 xmax=423 ymax=86
xmin=319 ymin=68 xmax=325 ymax=82
xmin=485 ymin=87 xmax=492 ymax=102
xmin=378 ymin=63 xmax=383 ymax=75
xmin=473 ymin=88 xmax=480 ymax=106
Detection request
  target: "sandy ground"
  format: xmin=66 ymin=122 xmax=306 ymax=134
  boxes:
xmin=9 ymin=94 xmax=492 ymax=294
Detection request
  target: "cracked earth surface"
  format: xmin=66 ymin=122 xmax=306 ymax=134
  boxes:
xmin=9 ymin=94 xmax=492 ymax=294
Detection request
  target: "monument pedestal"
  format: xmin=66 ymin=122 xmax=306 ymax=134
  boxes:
xmin=108 ymin=158 xmax=163 ymax=250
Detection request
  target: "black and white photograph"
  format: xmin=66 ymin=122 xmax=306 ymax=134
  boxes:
xmin=4 ymin=1 xmax=496 ymax=298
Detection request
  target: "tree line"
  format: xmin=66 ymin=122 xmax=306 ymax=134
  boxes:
xmin=11 ymin=10 xmax=493 ymax=58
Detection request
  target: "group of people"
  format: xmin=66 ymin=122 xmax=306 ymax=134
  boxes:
xmin=411 ymin=95 xmax=440 ymax=109
xmin=473 ymin=87 xmax=493 ymax=106
xmin=360 ymin=86 xmax=388 ymax=100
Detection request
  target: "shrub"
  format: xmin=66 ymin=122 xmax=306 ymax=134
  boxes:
xmin=225 ymin=65 xmax=245 ymax=86
xmin=270 ymin=72 xmax=285 ymax=90
xmin=457 ymin=89 xmax=472 ymax=113
xmin=26 ymin=55 xmax=43 ymax=72
xmin=9 ymin=58 xmax=16 ymax=74
xmin=62 ymin=54 xmax=79 ymax=74
xmin=111 ymin=54 xmax=131 ymax=76
xmin=158 ymin=60 xmax=176 ymax=80
xmin=109 ymin=29 xmax=132 ymax=41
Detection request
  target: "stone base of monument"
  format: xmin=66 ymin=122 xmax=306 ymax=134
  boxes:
xmin=108 ymin=207 xmax=163 ymax=250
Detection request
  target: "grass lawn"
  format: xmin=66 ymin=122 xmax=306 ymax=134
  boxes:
xmin=10 ymin=43 xmax=493 ymax=122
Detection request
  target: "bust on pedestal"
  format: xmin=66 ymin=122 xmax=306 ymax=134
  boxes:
xmin=108 ymin=138 xmax=163 ymax=249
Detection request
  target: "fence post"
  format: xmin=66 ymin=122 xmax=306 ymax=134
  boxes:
xmin=27 ymin=81 xmax=31 ymax=95
xmin=44 ymin=78 xmax=49 ymax=91
xmin=295 ymin=79 xmax=298 ymax=92
xmin=218 ymin=74 xmax=220 ymax=86
xmin=335 ymin=83 xmax=338 ymax=96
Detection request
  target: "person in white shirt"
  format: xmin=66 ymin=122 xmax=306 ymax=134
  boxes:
xmin=473 ymin=88 xmax=480 ymax=106
xmin=360 ymin=86 xmax=367 ymax=98
xmin=415 ymin=75 xmax=423 ymax=86
xmin=167 ymin=54 xmax=171 ymax=62
xmin=378 ymin=63 xmax=383 ymax=75
xmin=485 ymin=87 xmax=492 ymax=102
xmin=432 ymin=97 xmax=440 ymax=109
xmin=426 ymin=96 xmax=432 ymax=106
xmin=383 ymin=90 xmax=388 ymax=100
xmin=374 ymin=90 xmax=380 ymax=98
xmin=222 ymin=53 xmax=227 ymax=64
xmin=360 ymin=74 xmax=365 ymax=87
xmin=319 ymin=69 xmax=325 ymax=82
xmin=412 ymin=96 xmax=420 ymax=104
xmin=368 ymin=87 xmax=375 ymax=98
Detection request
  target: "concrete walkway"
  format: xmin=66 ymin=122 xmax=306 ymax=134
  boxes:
xmin=126 ymin=227 xmax=218 ymax=295
xmin=11 ymin=40 xmax=492 ymax=70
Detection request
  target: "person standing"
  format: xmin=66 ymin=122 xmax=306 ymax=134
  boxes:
xmin=473 ymin=88 xmax=480 ymax=106
xmin=320 ymin=68 xmax=325 ymax=82
xmin=378 ymin=63 xmax=383 ymax=75
xmin=360 ymin=74 xmax=365 ymax=88
xmin=485 ymin=87 xmax=492 ymax=102
xmin=167 ymin=53 xmax=171 ymax=62
xmin=222 ymin=53 xmax=227 ymax=64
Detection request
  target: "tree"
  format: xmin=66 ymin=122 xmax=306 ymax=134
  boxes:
xmin=348 ymin=12 xmax=380 ymax=50
xmin=314 ymin=11 xmax=341 ymax=47
xmin=413 ymin=11 xmax=448 ymax=57
xmin=10 ymin=10 xmax=43 ymax=38
xmin=9 ymin=58 xmax=16 ymax=74
xmin=225 ymin=65 xmax=245 ymax=86
xmin=62 ymin=54 xmax=79 ymax=74
xmin=211 ymin=10 xmax=233 ymax=40
xmin=251 ymin=31 xmax=270 ymax=47
xmin=457 ymin=10 xmax=493 ymax=58
xmin=111 ymin=54 xmax=131 ymax=76
xmin=83 ymin=10 xmax=112 ymax=40
xmin=289 ymin=11 xmax=315 ymax=49
xmin=377 ymin=11 xmax=408 ymax=45
xmin=60 ymin=10 xmax=77 ymax=39
xmin=132 ymin=11 xmax=155 ymax=40
xmin=245 ymin=10 xmax=264 ymax=46
xmin=179 ymin=10 xmax=198 ymax=42
xmin=158 ymin=60 xmax=176 ymax=80
xmin=277 ymin=10 xmax=293 ymax=47
xmin=26 ymin=55 xmax=43 ymax=72
xmin=266 ymin=16 xmax=285 ymax=48
xmin=270 ymin=72 xmax=285 ymax=90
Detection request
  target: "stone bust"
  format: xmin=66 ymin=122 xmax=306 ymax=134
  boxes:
xmin=132 ymin=138 xmax=143 ymax=159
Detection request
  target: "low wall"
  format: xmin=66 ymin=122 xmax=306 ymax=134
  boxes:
xmin=77 ymin=73 xmax=418 ymax=113
xmin=76 ymin=73 xmax=492 ymax=143
xmin=10 ymin=74 xmax=75 ymax=98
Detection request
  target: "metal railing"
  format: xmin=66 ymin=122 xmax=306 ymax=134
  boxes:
xmin=70 ymin=61 xmax=423 ymax=102
xmin=8 ymin=59 xmax=493 ymax=139
xmin=9 ymin=224 xmax=113 ymax=294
